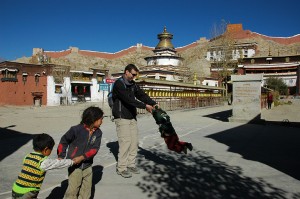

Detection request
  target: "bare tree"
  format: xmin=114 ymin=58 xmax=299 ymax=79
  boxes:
xmin=52 ymin=65 xmax=71 ymax=105
xmin=209 ymin=20 xmax=238 ymax=96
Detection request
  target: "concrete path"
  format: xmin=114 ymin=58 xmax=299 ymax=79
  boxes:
xmin=0 ymin=100 xmax=300 ymax=199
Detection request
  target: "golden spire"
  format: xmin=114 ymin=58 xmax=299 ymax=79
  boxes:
xmin=155 ymin=26 xmax=175 ymax=50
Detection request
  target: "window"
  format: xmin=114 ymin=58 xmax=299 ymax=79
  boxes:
xmin=97 ymin=76 xmax=103 ymax=82
xmin=35 ymin=73 xmax=40 ymax=84
xmin=285 ymin=57 xmax=290 ymax=62
xmin=1 ymin=68 xmax=18 ymax=82
xmin=22 ymin=72 xmax=28 ymax=84
xmin=55 ymin=85 xmax=62 ymax=93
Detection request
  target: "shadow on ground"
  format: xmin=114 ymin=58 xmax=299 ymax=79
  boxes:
xmin=137 ymin=147 xmax=300 ymax=199
xmin=46 ymin=165 xmax=103 ymax=199
xmin=203 ymin=110 xmax=232 ymax=122
xmin=204 ymin=110 xmax=300 ymax=181
xmin=206 ymin=123 xmax=300 ymax=181
xmin=204 ymin=109 xmax=300 ymax=127
xmin=106 ymin=141 xmax=119 ymax=161
xmin=0 ymin=126 xmax=34 ymax=161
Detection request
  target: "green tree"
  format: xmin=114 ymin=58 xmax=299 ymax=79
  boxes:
xmin=265 ymin=77 xmax=288 ymax=95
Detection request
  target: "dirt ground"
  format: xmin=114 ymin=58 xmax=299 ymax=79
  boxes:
xmin=1 ymin=100 xmax=300 ymax=199
xmin=261 ymin=98 xmax=300 ymax=123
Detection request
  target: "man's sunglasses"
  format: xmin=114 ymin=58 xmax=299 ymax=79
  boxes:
xmin=130 ymin=72 xmax=137 ymax=77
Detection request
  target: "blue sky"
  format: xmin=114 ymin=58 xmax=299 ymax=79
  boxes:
xmin=1 ymin=0 xmax=300 ymax=61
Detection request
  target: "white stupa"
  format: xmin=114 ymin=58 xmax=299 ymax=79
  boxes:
xmin=140 ymin=27 xmax=190 ymax=82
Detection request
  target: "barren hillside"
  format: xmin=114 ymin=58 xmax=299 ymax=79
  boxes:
xmin=15 ymin=30 xmax=300 ymax=79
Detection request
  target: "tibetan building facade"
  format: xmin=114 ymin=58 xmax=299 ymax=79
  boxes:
xmin=0 ymin=61 xmax=107 ymax=106
xmin=206 ymin=24 xmax=258 ymax=85
xmin=0 ymin=61 xmax=51 ymax=106
xmin=238 ymin=55 xmax=300 ymax=95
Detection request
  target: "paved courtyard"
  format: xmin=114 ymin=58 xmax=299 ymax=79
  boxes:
xmin=0 ymin=100 xmax=300 ymax=199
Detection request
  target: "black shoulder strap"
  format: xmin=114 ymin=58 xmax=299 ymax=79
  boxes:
xmin=110 ymin=77 xmax=126 ymax=97
xmin=116 ymin=77 xmax=127 ymax=117
xmin=118 ymin=77 xmax=126 ymax=89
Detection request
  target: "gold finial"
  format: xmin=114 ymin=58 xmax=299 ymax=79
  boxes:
xmin=193 ymin=72 xmax=197 ymax=80
xmin=155 ymin=26 xmax=174 ymax=49
xmin=193 ymin=72 xmax=197 ymax=85
xmin=163 ymin=26 xmax=167 ymax=33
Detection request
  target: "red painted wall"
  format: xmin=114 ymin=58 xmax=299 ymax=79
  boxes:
xmin=0 ymin=75 xmax=47 ymax=106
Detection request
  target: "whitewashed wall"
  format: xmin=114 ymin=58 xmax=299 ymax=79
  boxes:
xmin=47 ymin=76 xmax=58 ymax=106
xmin=262 ymin=76 xmax=297 ymax=87
xmin=202 ymin=79 xmax=218 ymax=87
xmin=61 ymin=77 xmax=72 ymax=104
xmin=206 ymin=48 xmax=256 ymax=61
xmin=47 ymin=76 xmax=71 ymax=106
xmin=146 ymin=57 xmax=182 ymax=66
xmin=91 ymin=78 xmax=101 ymax=102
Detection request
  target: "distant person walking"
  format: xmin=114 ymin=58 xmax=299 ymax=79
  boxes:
xmin=267 ymin=92 xmax=273 ymax=109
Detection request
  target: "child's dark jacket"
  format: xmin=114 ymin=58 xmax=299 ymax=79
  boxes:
xmin=57 ymin=124 xmax=102 ymax=170
xmin=152 ymin=107 xmax=176 ymax=137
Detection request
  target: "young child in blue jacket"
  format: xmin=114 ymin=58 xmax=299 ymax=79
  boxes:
xmin=57 ymin=106 xmax=104 ymax=199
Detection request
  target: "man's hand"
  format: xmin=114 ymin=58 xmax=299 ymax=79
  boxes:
xmin=153 ymin=104 xmax=159 ymax=109
xmin=145 ymin=104 xmax=154 ymax=113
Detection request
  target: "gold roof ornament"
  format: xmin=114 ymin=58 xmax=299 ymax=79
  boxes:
xmin=193 ymin=72 xmax=197 ymax=81
xmin=193 ymin=72 xmax=197 ymax=85
xmin=155 ymin=26 xmax=175 ymax=50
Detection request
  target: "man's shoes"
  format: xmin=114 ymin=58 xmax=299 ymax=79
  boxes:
xmin=116 ymin=169 xmax=132 ymax=178
xmin=128 ymin=167 xmax=140 ymax=174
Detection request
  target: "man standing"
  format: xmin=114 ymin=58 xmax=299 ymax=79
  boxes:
xmin=112 ymin=64 xmax=157 ymax=178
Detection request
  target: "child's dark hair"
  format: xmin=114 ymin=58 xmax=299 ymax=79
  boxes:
xmin=80 ymin=106 xmax=104 ymax=126
xmin=33 ymin=133 xmax=55 ymax=152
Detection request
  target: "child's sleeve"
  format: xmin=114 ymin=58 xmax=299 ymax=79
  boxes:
xmin=57 ymin=127 xmax=76 ymax=158
xmin=40 ymin=158 xmax=73 ymax=171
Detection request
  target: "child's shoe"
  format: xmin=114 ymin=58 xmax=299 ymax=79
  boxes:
xmin=186 ymin=143 xmax=193 ymax=151
xmin=183 ymin=146 xmax=188 ymax=154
